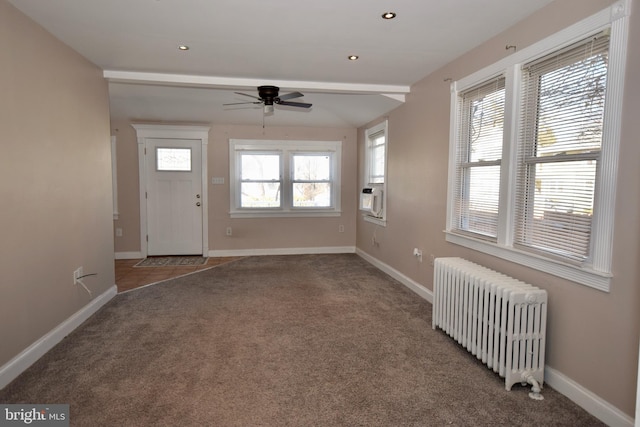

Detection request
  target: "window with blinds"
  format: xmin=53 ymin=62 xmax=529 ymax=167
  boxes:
xmin=367 ymin=130 xmax=386 ymax=185
xmin=514 ymin=33 xmax=609 ymax=262
xmin=365 ymin=121 xmax=387 ymax=186
xmin=363 ymin=120 xmax=388 ymax=224
xmin=454 ymin=77 xmax=505 ymax=239
xmin=445 ymin=2 xmax=629 ymax=290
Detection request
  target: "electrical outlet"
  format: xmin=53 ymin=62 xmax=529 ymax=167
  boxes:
xmin=430 ymin=254 xmax=435 ymax=266
xmin=226 ymin=227 xmax=232 ymax=236
xmin=338 ymin=224 xmax=344 ymax=233
xmin=73 ymin=267 xmax=83 ymax=284
xmin=115 ymin=227 xmax=123 ymax=237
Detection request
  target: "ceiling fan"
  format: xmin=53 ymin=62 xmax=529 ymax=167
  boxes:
xmin=224 ymin=85 xmax=312 ymax=113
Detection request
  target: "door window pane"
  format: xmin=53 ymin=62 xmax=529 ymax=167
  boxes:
xmin=156 ymin=148 xmax=192 ymax=171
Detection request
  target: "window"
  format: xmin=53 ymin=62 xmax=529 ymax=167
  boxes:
xmin=446 ymin=3 xmax=630 ymax=291
xmin=292 ymin=154 xmax=332 ymax=208
xmin=363 ymin=120 xmax=388 ymax=224
xmin=230 ymin=139 xmax=341 ymax=217
xmin=365 ymin=121 xmax=387 ymax=185
xmin=515 ymin=33 xmax=609 ymax=262
xmin=239 ymin=153 xmax=281 ymax=208
xmin=454 ymin=78 xmax=505 ymax=239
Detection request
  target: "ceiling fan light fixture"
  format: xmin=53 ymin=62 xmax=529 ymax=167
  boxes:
xmin=264 ymin=104 xmax=274 ymax=114
xmin=381 ymin=12 xmax=396 ymax=20
xmin=348 ymin=55 xmax=359 ymax=61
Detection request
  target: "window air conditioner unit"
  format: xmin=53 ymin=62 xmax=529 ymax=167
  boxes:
xmin=360 ymin=187 xmax=383 ymax=217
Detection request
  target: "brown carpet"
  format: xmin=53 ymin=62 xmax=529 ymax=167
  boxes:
xmin=0 ymin=254 xmax=604 ymax=426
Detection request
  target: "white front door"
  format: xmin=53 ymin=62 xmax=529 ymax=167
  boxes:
xmin=146 ymin=138 xmax=203 ymax=255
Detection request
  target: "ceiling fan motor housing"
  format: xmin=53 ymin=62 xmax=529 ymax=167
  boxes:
xmin=258 ymin=85 xmax=280 ymax=105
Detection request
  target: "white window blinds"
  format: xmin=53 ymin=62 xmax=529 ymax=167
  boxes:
xmin=454 ymin=77 xmax=506 ymax=239
xmin=515 ymin=32 xmax=610 ymax=262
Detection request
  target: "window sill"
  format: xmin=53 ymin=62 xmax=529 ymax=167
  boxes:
xmin=445 ymin=231 xmax=611 ymax=292
xmin=363 ymin=215 xmax=386 ymax=227
xmin=230 ymin=210 xmax=342 ymax=219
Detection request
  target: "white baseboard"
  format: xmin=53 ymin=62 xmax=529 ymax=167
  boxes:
xmin=544 ymin=366 xmax=634 ymax=427
xmin=356 ymin=248 xmax=433 ymax=303
xmin=357 ymin=249 xmax=634 ymax=426
xmin=0 ymin=285 xmax=117 ymax=390
xmin=115 ymin=251 xmax=143 ymax=260
xmin=209 ymin=246 xmax=356 ymax=257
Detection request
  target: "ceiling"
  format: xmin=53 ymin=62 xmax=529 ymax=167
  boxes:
xmin=10 ymin=0 xmax=555 ymax=128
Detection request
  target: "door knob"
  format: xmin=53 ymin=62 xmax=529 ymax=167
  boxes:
xmin=196 ymin=194 xmax=201 ymax=198
xmin=196 ymin=202 xmax=201 ymax=207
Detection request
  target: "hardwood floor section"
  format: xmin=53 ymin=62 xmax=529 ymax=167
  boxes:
xmin=115 ymin=257 xmax=243 ymax=293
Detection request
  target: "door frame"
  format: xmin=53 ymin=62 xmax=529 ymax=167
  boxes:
xmin=132 ymin=124 xmax=210 ymax=258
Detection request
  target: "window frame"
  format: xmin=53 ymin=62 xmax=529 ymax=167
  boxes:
xmin=229 ymin=139 xmax=342 ymax=218
xmin=363 ymin=120 xmax=388 ymax=225
xmin=445 ymin=1 xmax=630 ymax=292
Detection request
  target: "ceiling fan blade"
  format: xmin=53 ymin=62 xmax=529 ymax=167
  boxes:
xmin=277 ymin=91 xmax=304 ymax=101
xmin=277 ymin=100 xmax=312 ymax=108
xmin=234 ymin=92 xmax=262 ymax=101
xmin=223 ymin=101 xmax=262 ymax=106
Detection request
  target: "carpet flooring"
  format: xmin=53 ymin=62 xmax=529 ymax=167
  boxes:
xmin=0 ymin=254 xmax=604 ymax=426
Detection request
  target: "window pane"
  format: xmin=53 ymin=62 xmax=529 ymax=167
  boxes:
xmin=293 ymin=183 xmax=331 ymax=207
xmin=370 ymin=143 xmax=385 ymax=184
xmin=240 ymin=182 xmax=281 ymax=207
xmin=461 ymin=165 xmax=500 ymax=237
xmin=241 ymin=154 xmax=280 ymax=180
xmin=535 ymin=53 xmax=607 ymax=157
xmin=157 ymin=148 xmax=191 ymax=171
xmin=465 ymin=80 xmax=505 ymax=163
xmin=518 ymin=161 xmax=595 ymax=260
xmin=293 ymin=155 xmax=330 ymax=181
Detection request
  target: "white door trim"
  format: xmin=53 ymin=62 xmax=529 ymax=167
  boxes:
xmin=132 ymin=124 xmax=209 ymax=258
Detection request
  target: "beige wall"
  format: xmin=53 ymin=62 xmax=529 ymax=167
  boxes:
xmin=0 ymin=1 xmax=114 ymax=367
xmin=113 ymin=123 xmax=357 ymax=254
xmin=357 ymin=0 xmax=639 ymax=417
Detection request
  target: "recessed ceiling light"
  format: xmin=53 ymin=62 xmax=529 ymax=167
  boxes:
xmin=178 ymin=45 xmax=190 ymax=51
xmin=381 ymin=12 xmax=396 ymax=20
xmin=348 ymin=55 xmax=359 ymax=61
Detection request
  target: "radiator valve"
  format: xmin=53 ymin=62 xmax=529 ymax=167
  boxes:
xmin=522 ymin=373 xmax=544 ymax=400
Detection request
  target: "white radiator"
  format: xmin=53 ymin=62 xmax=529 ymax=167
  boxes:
xmin=432 ymin=257 xmax=547 ymax=399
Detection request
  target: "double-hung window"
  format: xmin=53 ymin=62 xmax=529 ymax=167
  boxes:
xmin=454 ymin=78 xmax=505 ymax=239
xmin=230 ymin=139 xmax=341 ymax=217
xmin=239 ymin=152 xmax=281 ymax=208
xmin=292 ymin=153 xmax=332 ymax=208
xmin=363 ymin=120 xmax=388 ymax=224
xmin=365 ymin=121 xmax=387 ymax=185
xmin=515 ymin=34 xmax=609 ymax=262
xmin=446 ymin=2 xmax=630 ymax=291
